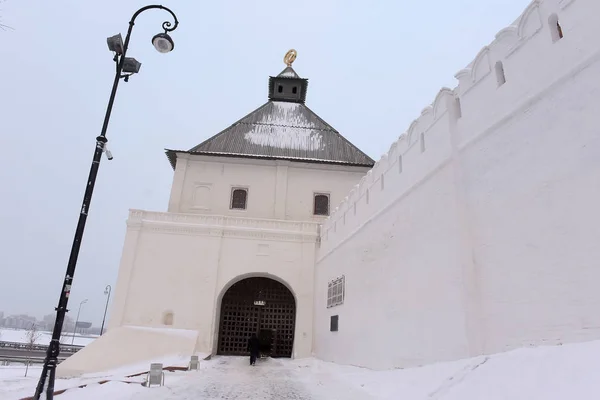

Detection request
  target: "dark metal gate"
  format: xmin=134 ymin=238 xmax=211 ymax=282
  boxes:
xmin=217 ymin=277 xmax=296 ymax=357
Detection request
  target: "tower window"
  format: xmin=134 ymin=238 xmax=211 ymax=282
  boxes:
xmin=278 ymin=85 xmax=283 ymax=93
xmin=230 ymin=188 xmax=248 ymax=210
xmin=495 ymin=61 xmax=506 ymax=86
xmin=549 ymin=14 xmax=563 ymax=42
xmin=314 ymin=193 xmax=330 ymax=216
xmin=292 ymin=86 xmax=298 ymax=94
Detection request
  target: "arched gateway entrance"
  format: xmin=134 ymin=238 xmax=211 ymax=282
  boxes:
xmin=217 ymin=277 xmax=296 ymax=358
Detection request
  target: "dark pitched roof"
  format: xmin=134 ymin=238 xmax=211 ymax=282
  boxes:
xmin=165 ymin=66 xmax=374 ymax=169
xmin=277 ymin=66 xmax=301 ymax=79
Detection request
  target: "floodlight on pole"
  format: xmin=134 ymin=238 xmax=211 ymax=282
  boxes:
xmin=122 ymin=57 xmax=142 ymax=74
xmin=106 ymin=34 xmax=124 ymax=54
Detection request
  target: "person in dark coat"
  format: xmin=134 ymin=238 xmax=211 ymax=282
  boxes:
xmin=247 ymin=333 xmax=260 ymax=366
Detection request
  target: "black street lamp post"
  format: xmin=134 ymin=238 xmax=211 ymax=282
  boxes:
xmin=33 ymin=5 xmax=179 ymax=400
xmin=100 ymin=285 xmax=112 ymax=336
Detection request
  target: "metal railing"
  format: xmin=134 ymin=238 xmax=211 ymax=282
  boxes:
xmin=0 ymin=355 xmax=69 ymax=364
xmin=0 ymin=341 xmax=83 ymax=354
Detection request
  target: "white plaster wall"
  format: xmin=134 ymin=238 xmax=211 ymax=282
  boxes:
xmin=314 ymin=165 xmax=470 ymax=369
xmin=315 ymin=0 xmax=600 ymax=370
xmin=57 ymin=326 xmax=198 ymax=377
xmin=110 ymin=223 xmax=221 ymax=351
xmin=463 ymin=56 xmax=600 ymax=354
xmin=167 ymin=154 xmax=368 ymax=221
xmin=106 ymin=210 xmax=320 ymax=362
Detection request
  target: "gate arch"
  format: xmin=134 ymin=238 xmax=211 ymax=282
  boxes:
xmin=217 ymin=277 xmax=296 ymax=357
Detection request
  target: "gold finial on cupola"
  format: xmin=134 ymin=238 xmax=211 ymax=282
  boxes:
xmin=284 ymin=49 xmax=297 ymax=67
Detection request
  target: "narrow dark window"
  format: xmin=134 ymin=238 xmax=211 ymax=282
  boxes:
xmin=549 ymin=14 xmax=563 ymax=42
xmin=495 ymin=61 xmax=506 ymax=86
xmin=230 ymin=188 xmax=248 ymax=210
xmin=330 ymin=315 xmax=339 ymax=332
xmin=278 ymin=85 xmax=283 ymax=93
xmin=455 ymin=97 xmax=462 ymax=118
xmin=292 ymin=86 xmax=298 ymax=94
xmin=314 ymin=193 xmax=330 ymax=216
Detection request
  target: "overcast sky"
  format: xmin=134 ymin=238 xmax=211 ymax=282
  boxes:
xmin=0 ymin=0 xmax=530 ymax=327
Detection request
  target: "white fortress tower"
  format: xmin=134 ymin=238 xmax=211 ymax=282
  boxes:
xmin=59 ymin=52 xmax=374 ymax=376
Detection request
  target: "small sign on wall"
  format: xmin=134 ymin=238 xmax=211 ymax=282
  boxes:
xmin=330 ymin=315 xmax=339 ymax=332
xmin=254 ymin=300 xmax=266 ymax=306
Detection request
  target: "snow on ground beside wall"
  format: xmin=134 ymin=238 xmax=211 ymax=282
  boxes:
xmin=2 ymin=341 xmax=600 ymax=399
xmin=0 ymin=328 xmax=97 ymax=346
xmin=1 ymin=353 xmax=200 ymax=400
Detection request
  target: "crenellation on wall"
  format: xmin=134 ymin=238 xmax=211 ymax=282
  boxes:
xmin=320 ymin=83 xmax=457 ymax=256
xmin=321 ymin=0 xmax=600 ymax=258
xmin=314 ymin=0 xmax=600 ymax=370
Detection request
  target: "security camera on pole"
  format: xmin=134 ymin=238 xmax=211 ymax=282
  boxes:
xmin=33 ymin=5 xmax=179 ymax=400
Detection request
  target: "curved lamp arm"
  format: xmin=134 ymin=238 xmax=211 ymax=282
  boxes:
xmin=122 ymin=5 xmax=179 ymax=59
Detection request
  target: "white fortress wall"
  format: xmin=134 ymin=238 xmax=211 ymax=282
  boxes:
xmin=314 ymin=0 xmax=600 ymax=370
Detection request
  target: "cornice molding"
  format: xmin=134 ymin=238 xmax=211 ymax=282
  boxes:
xmin=126 ymin=210 xmax=319 ymax=243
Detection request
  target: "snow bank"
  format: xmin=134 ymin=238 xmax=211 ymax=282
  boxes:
xmin=3 ymin=340 xmax=600 ymax=399
xmin=297 ymin=340 xmax=600 ymax=399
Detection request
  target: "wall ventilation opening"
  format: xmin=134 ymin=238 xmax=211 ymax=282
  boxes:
xmin=549 ymin=14 xmax=563 ymax=42
xmin=380 ymin=174 xmax=385 ymax=190
xmin=163 ymin=311 xmax=174 ymax=326
xmin=495 ymin=61 xmax=506 ymax=86
xmin=353 ymin=202 xmax=357 ymax=216
xmin=366 ymin=189 xmax=370 ymax=204
xmin=398 ymin=155 xmax=403 ymax=173
xmin=420 ymin=133 xmax=426 ymax=153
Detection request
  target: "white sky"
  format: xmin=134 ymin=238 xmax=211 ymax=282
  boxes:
xmin=0 ymin=0 xmax=530 ymax=326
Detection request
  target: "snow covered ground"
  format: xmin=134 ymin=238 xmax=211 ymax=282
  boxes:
xmin=2 ymin=340 xmax=600 ymax=399
xmin=0 ymin=328 xmax=97 ymax=347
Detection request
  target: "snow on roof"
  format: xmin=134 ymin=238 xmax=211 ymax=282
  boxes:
xmin=166 ymin=101 xmax=374 ymax=168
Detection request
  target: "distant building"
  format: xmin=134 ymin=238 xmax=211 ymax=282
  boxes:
xmin=43 ymin=313 xmax=74 ymax=333
xmin=3 ymin=314 xmax=37 ymax=330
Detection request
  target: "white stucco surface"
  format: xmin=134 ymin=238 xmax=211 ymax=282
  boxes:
xmin=70 ymin=0 xmax=600 ymax=376
xmin=70 ymin=156 xmax=369 ymax=376
xmin=315 ymin=0 xmax=600 ymax=370
xmin=57 ymin=326 xmax=198 ymax=377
